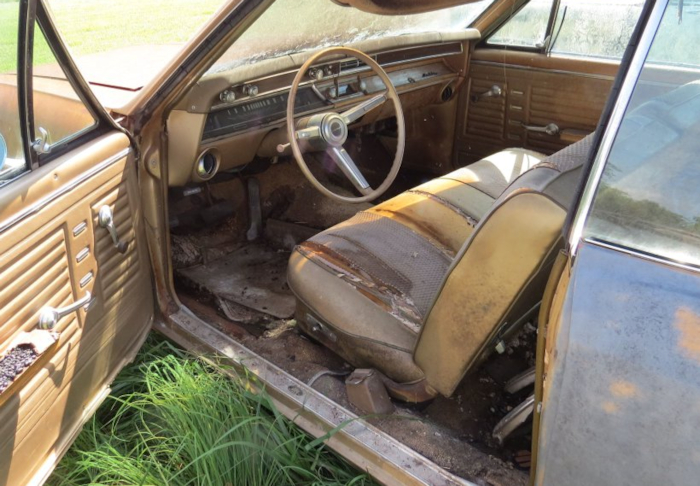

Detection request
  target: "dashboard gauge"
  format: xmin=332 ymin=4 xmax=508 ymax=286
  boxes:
xmin=203 ymin=88 xmax=327 ymax=140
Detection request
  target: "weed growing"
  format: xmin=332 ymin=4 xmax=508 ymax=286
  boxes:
xmin=50 ymin=337 xmax=375 ymax=486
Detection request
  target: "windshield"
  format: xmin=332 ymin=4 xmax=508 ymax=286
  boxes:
xmin=209 ymin=0 xmax=494 ymax=73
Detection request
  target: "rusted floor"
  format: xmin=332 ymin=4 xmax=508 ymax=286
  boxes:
xmin=178 ymin=244 xmax=295 ymax=319
xmin=175 ymin=241 xmax=530 ymax=486
xmin=170 ymin=160 xmax=530 ymax=485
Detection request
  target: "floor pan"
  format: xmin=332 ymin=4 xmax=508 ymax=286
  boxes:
xmin=177 ymin=244 xmax=295 ymax=320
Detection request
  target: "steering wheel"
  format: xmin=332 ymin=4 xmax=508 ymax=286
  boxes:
xmin=286 ymin=47 xmax=405 ymax=203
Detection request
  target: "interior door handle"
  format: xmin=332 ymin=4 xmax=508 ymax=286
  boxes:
xmin=39 ymin=292 xmax=92 ymax=330
xmin=98 ymin=205 xmax=128 ymax=254
xmin=522 ymin=122 xmax=560 ymax=136
xmin=471 ymin=84 xmax=503 ymax=103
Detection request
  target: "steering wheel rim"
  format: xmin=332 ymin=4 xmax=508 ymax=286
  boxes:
xmin=286 ymin=47 xmax=405 ymax=203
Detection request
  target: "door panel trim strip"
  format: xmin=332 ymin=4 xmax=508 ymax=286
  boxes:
xmin=470 ymin=60 xmax=616 ymax=81
xmin=0 ymin=148 xmax=130 ymax=235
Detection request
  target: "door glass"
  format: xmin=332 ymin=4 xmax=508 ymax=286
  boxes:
xmin=0 ymin=0 xmax=28 ymax=183
xmin=487 ymin=0 xmax=554 ymax=49
xmin=549 ymin=0 xmax=645 ymax=60
xmin=33 ymin=25 xmax=96 ymax=150
xmin=584 ymin=1 xmax=700 ymax=267
xmin=44 ymin=0 xmax=228 ymax=101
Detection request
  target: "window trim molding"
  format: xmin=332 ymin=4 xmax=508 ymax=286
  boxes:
xmin=481 ymin=0 xmax=560 ymax=54
xmin=18 ymin=0 xmax=38 ymax=170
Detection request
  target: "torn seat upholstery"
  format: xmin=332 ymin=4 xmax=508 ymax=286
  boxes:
xmin=288 ymin=139 xmax=591 ymax=396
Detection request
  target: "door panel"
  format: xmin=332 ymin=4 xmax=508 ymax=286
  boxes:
xmin=0 ymin=132 xmax=153 ymax=486
xmin=455 ymin=50 xmax=616 ymax=165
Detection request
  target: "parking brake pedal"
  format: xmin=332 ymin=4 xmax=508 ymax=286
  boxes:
xmin=345 ymin=369 xmax=394 ymax=415
xmin=246 ymin=177 xmax=262 ymax=241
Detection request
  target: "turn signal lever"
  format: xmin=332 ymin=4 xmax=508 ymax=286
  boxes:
xmin=471 ymin=84 xmax=503 ymax=103
xmin=98 ymin=205 xmax=128 ymax=254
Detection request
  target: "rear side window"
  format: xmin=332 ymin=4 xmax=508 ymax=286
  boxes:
xmin=487 ymin=0 xmax=644 ymax=61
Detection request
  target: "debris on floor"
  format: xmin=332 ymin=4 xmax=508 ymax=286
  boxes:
xmin=263 ymin=319 xmax=297 ymax=339
xmin=178 ymin=244 xmax=295 ymax=319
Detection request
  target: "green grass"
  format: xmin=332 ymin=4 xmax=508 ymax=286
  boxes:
xmin=1 ymin=0 xmax=224 ymax=72
xmin=49 ymin=337 xmax=375 ymax=486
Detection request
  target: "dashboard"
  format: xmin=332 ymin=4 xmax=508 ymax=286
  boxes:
xmin=166 ymin=30 xmax=481 ymax=186
xmin=202 ymin=87 xmax=327 ymax=140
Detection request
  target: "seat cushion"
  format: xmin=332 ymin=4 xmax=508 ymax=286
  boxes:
xmin=367 ymin=148 xmax=546 ymax=255
xmin=288 ymin=148 xmax=545 ymax=383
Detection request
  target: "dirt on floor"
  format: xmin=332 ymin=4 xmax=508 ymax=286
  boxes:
xmin=170 ymin=160 xmax=531 ymax=486
xmin=176 ymin=243 xmax=531 ymax=486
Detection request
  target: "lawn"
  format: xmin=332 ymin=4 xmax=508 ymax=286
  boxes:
xmin=49 ymin=336 xmax=375 ymax=486
xmin=0 ymin=0 xmax=224 ymax=72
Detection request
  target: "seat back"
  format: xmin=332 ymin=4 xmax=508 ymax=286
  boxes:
xmin=414 ymin=136 xmax=593 ymax=396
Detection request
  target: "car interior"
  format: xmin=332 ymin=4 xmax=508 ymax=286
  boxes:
xmin=159 ymin=1 xmax=627 ymax=483
xmin=7 ymin=0 xmax=700 ymax=484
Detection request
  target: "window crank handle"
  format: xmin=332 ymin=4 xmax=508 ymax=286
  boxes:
xmin=39 ymin=292 xmax=92 ymax=330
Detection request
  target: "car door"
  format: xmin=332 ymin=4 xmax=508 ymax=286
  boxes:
xmin=456 ymin=0 xmax=644 ymax=165
xmin=533 ymin=0 xmax=700 ymax=483
xmin=0 ymin=2 xmax=153 ymax=484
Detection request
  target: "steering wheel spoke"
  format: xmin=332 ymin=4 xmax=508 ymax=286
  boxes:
xmin=341 ymin=92 xmax=387 ymax=124
xmin=327 ymin=146 xmax=372 ymax=195
xmin=295 ymin=125 xmax=321 ymax=141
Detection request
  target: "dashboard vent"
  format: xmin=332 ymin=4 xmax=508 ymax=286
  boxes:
xmin=340 ymin=58 xmax=367 ymax=72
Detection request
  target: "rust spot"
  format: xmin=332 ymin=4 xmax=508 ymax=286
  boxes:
xmin=407 ymin=189 xmax=479 ymax=227
xmin=609 ymin=381 xmax=638 ymax=399
xmin=674 ymin=307 xmax=700 ymax=364
xmin=602 ymin=401 xmax=619 ymax=414
xmin=371 ymin=208 xmax=456 ymax=257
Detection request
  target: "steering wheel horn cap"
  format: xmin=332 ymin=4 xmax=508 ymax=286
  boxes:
xmin=320 ymin=114 xmax=348 ymax=147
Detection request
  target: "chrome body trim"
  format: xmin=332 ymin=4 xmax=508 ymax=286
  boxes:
xmin=584 ymin=238 xmax=700 ymax=275
xmin=568 ymin=0 xmax=668 ymax=255
xmin=0 ymin=148 xmax=131 ymax=235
